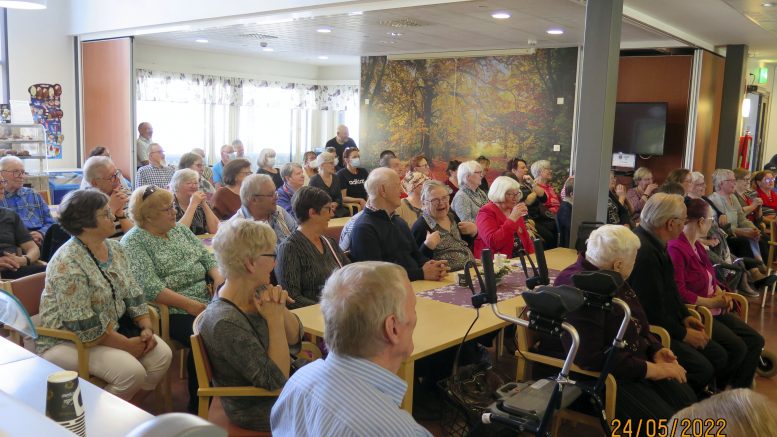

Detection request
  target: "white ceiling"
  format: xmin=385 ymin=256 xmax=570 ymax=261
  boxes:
xmin=133 ymin=0 xmax=777 ymax=66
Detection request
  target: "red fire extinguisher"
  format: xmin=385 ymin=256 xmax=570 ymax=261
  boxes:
xmin=737 ymin=130 xmax=753 ymax=169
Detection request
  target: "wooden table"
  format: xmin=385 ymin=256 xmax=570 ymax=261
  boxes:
xmin=0 ymin=337 xmax=153 ymax=436
xmin=328 ymin=216 xmax=351 ymax=228
xmin=291 ymin=247 xmax=578 ymax=412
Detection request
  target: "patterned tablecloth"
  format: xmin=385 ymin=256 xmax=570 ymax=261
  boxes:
xmin=417 ymin=265 xmax=561 ymax=308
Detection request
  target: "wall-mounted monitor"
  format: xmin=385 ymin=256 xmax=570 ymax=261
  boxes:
xmin=612 ymin=102 xmax=668 ymax=156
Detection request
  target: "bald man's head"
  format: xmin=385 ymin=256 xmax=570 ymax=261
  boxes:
xmin=336 ymin=125 xmax=349 ymax=142
xmin=138 ymin=122 xmax=153 ymax=139
xmin=365 ymin=167 xmax=401 ymax=211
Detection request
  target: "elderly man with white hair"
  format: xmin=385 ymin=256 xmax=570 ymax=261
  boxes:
xmin=349 ymin=168 xmax=448 ymax=281
xmin=81 ymin=156 xmax=133 ymax=235
xmin=170 ymin=169 xmax=219 ymax=235
xmin=707 ymin=168 xmax=765 ymax=262
xmin=230 ymin=173 xmax=297 ymax=243
xmin=271 ymin=261 xmax=432 ymax=436
xmin=0 ymin=155 xmax=55 ymax=245
xmin=450 ymin=160 xmax=488 ymax=223
xmin=135 ymin=143 xmax=175 ymax=188
xmin=628 ymin=193 xmax=727 ymax=396
xmin=553 ymin=225 xmax=695 ymax=421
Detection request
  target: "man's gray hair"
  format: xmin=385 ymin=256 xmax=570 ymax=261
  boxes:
xmin=457 ymin=160 xmax=482 ymax=187
xmin=639 ymin=193 xmax=685 ymax=232
xmin=240 ymin=173 xmax=273 ymax=206
xmin=169 ymin=168 xmax=199 ymax=192
xmin=280 ymin=162 xmax=302 ymax=180
xmin=365 ymin=167 xmax=395 ymax=198
xmin=585 ymin=224 xmax=641 ymax=269
xmin=83 ymin=156 xmax=113 ymax=183
xmin=321 ymin=261 xmax=408 ymax=358
xmin=0 ymin=155 xmax=23 ymax=169
xmin=712 ymin=169 xmax=734 ymax=192
xmin=530 ymin=160 xmax=551 ymax=178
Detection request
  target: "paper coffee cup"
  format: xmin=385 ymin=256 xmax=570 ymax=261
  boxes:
xmin=46 ymin=370 xmax=86 ymax=437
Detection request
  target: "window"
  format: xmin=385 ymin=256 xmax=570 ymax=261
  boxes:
xmin=0 ymin=9 xmax=8 ymax=103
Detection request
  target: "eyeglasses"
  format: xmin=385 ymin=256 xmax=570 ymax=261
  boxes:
xmin=0 ymin=169 xmax=25 ymax=178
xmin=723 ymin=179 xmax=737 ymax=183
xmin=159 ymin=203 xmax=176 ymax=214
xmin=260 ymin=252 xmax=277 ymax=259
xmin=238 ymin=170 xmax=253 ymax=176
xmin=504 ymin=192 xmax=521 ymax=199
xmin=416 ymin=163 xmax=430 ymax=169
xmin=671 ymin=216 xmax=688 ymax=225
xmin=321 ymin=203 xmax=338 ymax=214
xmin=96 ymin=170 xmax=122 ymax=183
xmin=425 ymin=196 xmax=450 ymax=207
xmin=764 ymin=178 xmax=775 ymax=183
xmin=143 ymin=185 xmax=159 ymax=200
xmin=97 ymin=209 xmax=115 ymax=220
xmin=253 ymin=192 xmax=279 ymax=200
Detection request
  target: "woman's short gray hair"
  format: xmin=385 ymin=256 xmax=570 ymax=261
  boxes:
xmin=633 ymin=167 xmax=653 ymax=183
xmin=639 ymin=193 xmax=685 ymax=232
xmin=420 ymin=180 xmax=449 ymax=211
xmin=316 ymin=151 xmax=336 ymax=167
xmin=212 ymin=218 xmax=276 ymax=278
xmin=457 ymin=160 xmax=482 ymax=187
xmin=240 ymin=173 xmax=273 ymax=206
xmin=321 ymin=261 xmax=408 ymax=358
xmin=671 ymin=388 xmax=777 ymax=437
xmin=712 ymin=169 xmax=734 ymax=192
xmin=280 ymin=162 xmax=302 ymax=180
xmin=585 ymin=224 xmax=641 ymax=269
xmin=488 ymin=176 xmax=522 ymax=203
xmin=690 ymin=171 xmax=705 ymax=185
xmin=257 ymin=148 xmax=276 ymax=167
xmin=530 ymin=160 xmax=551 ymax=178
xmin=169 ymin=168 xmax=199 ymax=192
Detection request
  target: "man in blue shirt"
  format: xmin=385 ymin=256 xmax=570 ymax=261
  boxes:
xmin=271 ymin=261 xmax=432 ymax=436
xmin=212 ymin=144 xmax=235 ymax=187
xmin=0 ymin=156 xmax=55 ymax=245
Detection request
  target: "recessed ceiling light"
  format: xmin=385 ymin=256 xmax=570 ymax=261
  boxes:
xmin=318 ymin=55 xmax=329 ymax=60
xmin=317 ymin=27 xmax=332 ymax=33
xmin=0 ymin=0 xmax=46 ymax=10
xmin=762 ymin=2 xmax=777 ymax=6
xmin=387 ymin=32 xmax=403 ymax=37
xmin=547 ymin=29 xmax=564 ymax=35
xmin=195 ymin=38 xmax=208 ymax=43
xmin=491 ymin=11 xmax=511 ymax=19
xmin=262 ymin=47 xmax=274 ymax=52
xmin=348 ymin=11 xmax=363 ymax=16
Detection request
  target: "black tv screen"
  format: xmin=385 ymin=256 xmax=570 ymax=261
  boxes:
xmin=612 ymin=102 xmax=667 ymax=156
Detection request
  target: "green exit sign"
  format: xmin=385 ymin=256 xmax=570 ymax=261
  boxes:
xmin=759 ymin=67 xmax=768 ymax=84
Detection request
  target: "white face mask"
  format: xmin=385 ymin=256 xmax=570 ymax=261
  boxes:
xmin=227 ymin=152 xmax=237 ymax=160
xmin=267 ymin=157 xmax=276 ymax=166
xmin=350 ymin=158 xmax=361 ymax=167
xmin=333 ymin=158 xmax=340 ymax=167
xmin=310 ymin=160 xmax=320 ymax=169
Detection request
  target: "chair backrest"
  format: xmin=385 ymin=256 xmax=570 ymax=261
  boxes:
xmin=323 ymin=225 xmax=343 ymax=242
xmin=190 ymin=333 xmax=214 ymax=390
xmin=3 ymin=272 xmax=46 ymax=316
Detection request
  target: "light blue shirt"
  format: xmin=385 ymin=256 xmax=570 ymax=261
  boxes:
xmin=271 ymin=353 xmax=432 ymax=437
xmin=212 ymin=160 xmax=226 ymax=185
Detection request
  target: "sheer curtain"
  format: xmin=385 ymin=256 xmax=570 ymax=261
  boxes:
xmin=136 ymin=69 xmax=359 ymax=166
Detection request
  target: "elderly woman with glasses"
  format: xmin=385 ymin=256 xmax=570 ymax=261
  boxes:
xmin=178 ymin=152 xmax=216 ymax=198
xmin=708 ymin=169 xmax=766 ymax=262
xmin=231 ymin=174 xmax=297 ymax=243
xmin=212 ymin=158 xmax=253 ymax=220
xmin=120 ymin=185 xmax=224 ymax=412
xmin=753 ymin=170 xmax=777 ymax=216
xmin=309 ymin=151 xmax=349 ymax=218
xmin=474 ymin=176 xmax=534 ymax=258
xmin=38 ymin=189 xmax=172 ymax=400
xmin=198 ymin=218 xmax=303 ymax=432
xmin=410 ymin=180 xmax=476 ymax=271
xmin=732 ymin=168 xmax=762 ymax=222
xmin=451 ymin=160 xmax=488 ymax=223
xmin=170 ymin=169 xmax=219 ymax=235
xmin=626 ymin=167 xmax=659 ymax=221
xmin=275 ymin=186 xmax=350 ymax=309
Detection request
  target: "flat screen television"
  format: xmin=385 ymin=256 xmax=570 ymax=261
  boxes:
xmin=612 ymin=102 xmax=668 ymax=156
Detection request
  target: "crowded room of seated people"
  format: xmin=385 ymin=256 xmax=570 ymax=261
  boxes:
xmin=4 ymin=4 xmax=777 ymax=437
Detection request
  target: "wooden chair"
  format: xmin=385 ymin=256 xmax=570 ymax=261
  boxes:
xmin=685 ymin=292 xmax=748 ymax=338
xmin=39 ymin=190 xmax=52 ymax=205
xmin=765 ymin=220 xmax=777 ymax=305
xmin=156 ymin=302 xmax=189 ymax=380
xmin=0 ymin=272 xmax=171 ymax=410
xmin=190 ymin=333 xmax=279 ymax=436
xmin=323 ymin=225 xmax=344 ymax=243
xmin=343 ymin=202 xmax=363 ymax=216
xmin=514 ymin=304 xmax=671 ymax=431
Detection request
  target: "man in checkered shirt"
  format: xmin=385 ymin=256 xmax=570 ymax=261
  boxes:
xmin=135 ymin=143 xmax=175 ymax=189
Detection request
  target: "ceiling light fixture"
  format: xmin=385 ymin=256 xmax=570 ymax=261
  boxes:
xmin=762 ymin=2 xmax=776 ymax=6
xmin=316 ymin=27 xmax=332 ymax=33
xmin=262 ymin=47 xmax=275 ymax=52
xmin=318 ymin=55 xmax=329 ymax=60
xmin=348 ymin=11 xmax=363 ymax=16
xmin=0 ymin=0 xmax=46 ymax=8
xmin=195 ymin=39 xmax=208 ymax=43
xmin=491 ymin=11 xmax=511 ymax=19
xmin=388 ymin=32 xmax=403 ymax=37
xmin=546 ymin=29 xmax=565 ymax=35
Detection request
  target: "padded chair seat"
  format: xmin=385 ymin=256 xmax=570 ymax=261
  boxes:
xmin=208 ymin=397 xmax=270 ymax=437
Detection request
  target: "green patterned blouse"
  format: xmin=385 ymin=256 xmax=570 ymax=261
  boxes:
xmin=36 ymin=238 xmax=148 ymax=355
xmin=120 ymin=223 xmax=217 ymax=315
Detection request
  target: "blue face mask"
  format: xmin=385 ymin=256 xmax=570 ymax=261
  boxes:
xmin=350 ymin=158 xmax=361 ymax=167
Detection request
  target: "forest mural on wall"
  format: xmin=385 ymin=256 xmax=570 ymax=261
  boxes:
xmin=359 ymin=47 xmax=578 ymax=189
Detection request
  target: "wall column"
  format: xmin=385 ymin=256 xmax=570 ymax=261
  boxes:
xmin=716 ymin=44 xmax=748 ymax=168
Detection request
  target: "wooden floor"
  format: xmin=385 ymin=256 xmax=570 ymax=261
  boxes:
xmin=135 ymin=289 xmax=777 ymax=436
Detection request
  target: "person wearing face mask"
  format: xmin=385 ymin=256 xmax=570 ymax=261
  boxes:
xmin=213 ymin=144 xmax=236 ymax=187
xmin=257 ymin=148 xmax=283 ymax=189
xmin=336 ymin=147 xmax=368 ymax=210
xmin=302 ymin=151 xmax=318 ymax=186
xmin=309 ymin=152 xmax=349 ymax=218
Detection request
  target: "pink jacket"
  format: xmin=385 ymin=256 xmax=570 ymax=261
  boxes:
xmin=474 ymin=201 xmax=535 ymax=258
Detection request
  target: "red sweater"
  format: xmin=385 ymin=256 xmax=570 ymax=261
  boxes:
xmin=756 ymin=187 xmax=777 ymax=210
xmin=474 ymin=201 xmax=534 ymax=258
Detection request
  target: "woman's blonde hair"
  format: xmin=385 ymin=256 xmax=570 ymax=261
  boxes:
xmin=671 ymin=388 xmax=777 ymax=437
xmin=212 ymin=218 xmax=277 ymax=278
xmin=128 ymin=185 xmax=174 ymax=229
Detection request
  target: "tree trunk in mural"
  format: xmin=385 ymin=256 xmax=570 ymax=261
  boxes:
xmin=360 ymin=56 xmax=388 ymax=152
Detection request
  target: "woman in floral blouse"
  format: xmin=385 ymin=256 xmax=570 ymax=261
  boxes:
xmin=37 ymin=189 xmax=172 ymax=400
xmin=121 ymin=185 xmax=223 ymax=412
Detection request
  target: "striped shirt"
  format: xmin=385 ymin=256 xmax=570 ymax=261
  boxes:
xmin=270 ymin=353 xmax=432 ymax=437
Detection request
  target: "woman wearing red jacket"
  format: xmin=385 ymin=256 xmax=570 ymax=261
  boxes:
xmin=474 ymin=176 xmax=534 ymax=258
xmin=754 ymin=170 xmax=777 ymax=216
